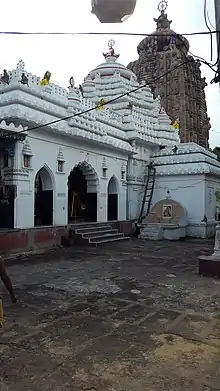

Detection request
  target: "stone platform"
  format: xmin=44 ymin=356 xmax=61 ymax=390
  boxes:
xmin=0 ymin=220 xmax=132 ymax=255
xmin=198 ymin=255 xmax=220 ymax=278
xmin=198 ymin=224 xmax=220 ymax=278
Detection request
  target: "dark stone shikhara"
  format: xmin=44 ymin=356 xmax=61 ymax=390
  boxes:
xmin=127 ymin=10 xmax=211 ymax=148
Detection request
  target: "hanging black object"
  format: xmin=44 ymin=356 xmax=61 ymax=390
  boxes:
xmin=91 ymin=0 xmax=137 ymax=23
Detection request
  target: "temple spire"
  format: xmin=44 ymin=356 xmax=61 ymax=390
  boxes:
xmin=154 ymin=0 xmax=172 ymax=29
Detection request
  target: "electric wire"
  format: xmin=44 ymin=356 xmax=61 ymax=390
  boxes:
xmin=1 ymin=60 xmax=188 ymax=138
xmin=207 ymin=10 xmax=216 ymax=30
xmin=0 ymin=30 xmax=219 ymax=37
xmin=174 ymin=33 xmax=219 ymax=81
xmin=203 ymin=2 xmax=220 ymax=72
xmin=204 ymin=0 xmax=213 ymax=61
xmin=2 ymin=35 xmax=219 ymax=137
xmin=2 ymin=27 xmax=218 ymax=81
xmin=1 ymin=26 xmax=219 ymax=137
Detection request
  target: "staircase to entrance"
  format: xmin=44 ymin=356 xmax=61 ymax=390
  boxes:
xmin=62 ymin=221 xmax=130 ymax=247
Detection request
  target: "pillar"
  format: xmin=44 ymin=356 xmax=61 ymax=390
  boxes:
xmin=14 ymin=141 xmax=34 ymax=228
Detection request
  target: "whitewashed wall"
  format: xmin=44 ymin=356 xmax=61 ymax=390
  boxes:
xmin=126 ymin=143 xmax=156 ymax=220
xmin=14 ymin=131 xmax=129 ymax=229
xmin=204 ymin=176 xmax=220 ymax=236
xmin=152 ymin=174 xmax=207 ymax=237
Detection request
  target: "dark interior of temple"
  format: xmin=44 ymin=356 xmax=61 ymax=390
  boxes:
xmin=68 ymin=167 xmax=97 ymax=223
xmin=34 ymin=174 xmax=53 ymax=226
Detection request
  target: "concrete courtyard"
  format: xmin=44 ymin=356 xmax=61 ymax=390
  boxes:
xmin=1 ymin=238 xmax=220 ymax=391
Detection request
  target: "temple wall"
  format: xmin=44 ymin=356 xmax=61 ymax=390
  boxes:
xmin=151 ymin=173 xmax=220 ymax=238
xmin=14 ymin=131 xmax=130 ymax=229
xmin=126 ymin=143 xmax=155 ymax=220
xmin=152 ymin=174 xmax=205 ymax=225
xmin=204 ymin=176 xmax=220 ymax=236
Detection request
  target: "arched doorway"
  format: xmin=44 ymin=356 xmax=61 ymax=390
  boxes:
xmin=108 ymin=176 xmax=118 ymax=221
xmin=68 ymin=162 xmax=98 ymax=223
xmin=34 ymin=166 xmax=54 ymax=226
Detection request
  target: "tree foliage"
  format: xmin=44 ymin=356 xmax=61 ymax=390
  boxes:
xmin=212 ymin=147 xmax=220 ymax=161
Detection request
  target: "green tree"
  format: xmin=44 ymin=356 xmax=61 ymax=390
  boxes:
xmin=212 ymin=147 xmax=220 ymax=161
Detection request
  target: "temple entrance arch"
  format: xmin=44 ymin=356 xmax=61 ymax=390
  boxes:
xmin=34 ymin=166 xmax=54 ymax=226
xmin=68 ymin=161 xmax=98 ymax=223
xmin=107 ymin=176 xmax=118 ymax=221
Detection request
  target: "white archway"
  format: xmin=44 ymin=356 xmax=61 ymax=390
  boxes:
xmin=75 ymin=161 xmax=99 ymax=193
xmin=68 ymin=161 xmax=99 ymax=222
xmin=36 ymin=165 xmax=54 ymax=191
xmin=34 ymin=165 xmax=54 ymax=226
xmin=107 ymin=176 xmax=119 ymax=221
xmin=108 ymin=175 xmax=118 ymax=194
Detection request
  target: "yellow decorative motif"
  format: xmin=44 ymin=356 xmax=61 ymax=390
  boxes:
xmin=96 ymin=99 xmax=105 ymax=110
xmin=40 ymin=71 xmax=51 ymax=86
xmin=172 ymin=118 xmax=180 ymax=129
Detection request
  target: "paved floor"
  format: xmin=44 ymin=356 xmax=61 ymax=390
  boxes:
xmin=1 ymin=239 xmax=220 ymax=391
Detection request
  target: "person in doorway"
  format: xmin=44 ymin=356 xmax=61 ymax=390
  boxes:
xmin=0 ymin=256 xmax=17 ymax=304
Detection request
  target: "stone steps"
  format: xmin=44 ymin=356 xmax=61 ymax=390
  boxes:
xmin=63 ymin=222 xmax=130 ymax=246
xmin=89 ymin=235 xmax=129 ymax=246
xmin=138 ymin=223 xmax=163 ymax=241
xmin=74 ymin=225 xmax=113 ymax=235
xmin=81 ymin=229 xmax=119 ymax=239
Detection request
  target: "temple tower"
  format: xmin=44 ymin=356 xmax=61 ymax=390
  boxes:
xmin=127 ymin=0 xmax=211 ymax=148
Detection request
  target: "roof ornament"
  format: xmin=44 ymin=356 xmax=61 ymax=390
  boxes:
xmin=96 ymin=98 xmax=105 ymax=110
xmin=69 ymin=76 xmax=75 ymax=87
xmin=68 ymin=76 xmax=75 ymax=91
xmin=40 ymin=71 xmax=51 ymax=86
xmin=154 ymin=0 xmax=171 ymax=28
xmin=103 ymin=39 xmax=120 ymax=62
xmin=20 ymin=73 xmax=29 ymax=86
xmin=172 ymin=118 xmax=180 ymax=130
xmin=16 ymin=59 xmax=25 ymax=72
xmin=157 ymin=0 xmax=168 ymax=13
xmin=0 ymin=70 xmax=9 ymax=85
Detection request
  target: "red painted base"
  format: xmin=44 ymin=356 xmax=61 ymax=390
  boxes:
xmin=0 ymin=221 xmax=133 ymax=255
xmin=0 ymin=226 xmax=68 ymax=255
xmin=198 ymin=255 xmax=220 ymax=278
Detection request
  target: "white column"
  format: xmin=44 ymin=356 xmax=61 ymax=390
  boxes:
xmin=13 ymin=141 xmax=23 ymax=170
xmin=54 ymin=172 xmax=68 ymax=226
xmin=118 ymin=182 xmax=127 ymax=220
xmin=14 ymin=142 xmax=34 ymax=228
xmin=127 ymin=157 xmax=135 ymax=220
xmin=97 ymin=178 xmax=108 ymax=222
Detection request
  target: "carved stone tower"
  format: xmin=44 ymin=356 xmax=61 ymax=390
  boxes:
xmin=127 ymin=3 xmax=211 ymax=148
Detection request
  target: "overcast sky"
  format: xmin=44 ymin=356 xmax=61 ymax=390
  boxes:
xmin=1 ymin=0 xmax=219 ymax=147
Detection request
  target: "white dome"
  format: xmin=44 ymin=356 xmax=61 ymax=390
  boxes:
xmin=89 ymin=58 xmax=136 ymax=81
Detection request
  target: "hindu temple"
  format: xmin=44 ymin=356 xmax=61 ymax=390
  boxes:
xmin=127 ymin=1 xmax=211 ymax=148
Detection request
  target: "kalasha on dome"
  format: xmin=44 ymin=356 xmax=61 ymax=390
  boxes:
xmin=91 ymin=0 xmax=137 ymax=23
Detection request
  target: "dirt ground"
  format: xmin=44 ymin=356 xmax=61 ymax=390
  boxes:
xmin=1 ymin=238 xmax=220 ymax=391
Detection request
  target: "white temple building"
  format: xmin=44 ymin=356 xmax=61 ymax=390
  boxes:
xmin=0 ymin=41 xmax=220 ymax=241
